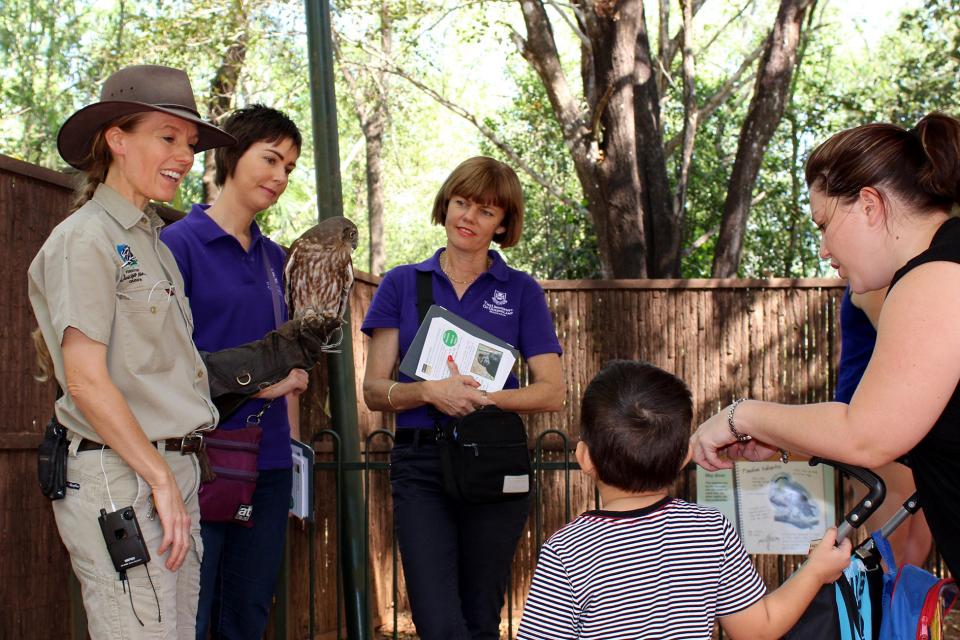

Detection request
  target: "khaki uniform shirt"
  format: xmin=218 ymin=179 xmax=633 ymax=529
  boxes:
xmin=28 ymin=183 xmax=218 ymax=442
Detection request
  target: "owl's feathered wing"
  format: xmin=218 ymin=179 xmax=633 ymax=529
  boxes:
xmin=284 ymin=216 xmax=358 ymax=351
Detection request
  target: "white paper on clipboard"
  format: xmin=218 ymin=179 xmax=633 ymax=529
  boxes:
xmin=399 ymin=305 xmax=519 ymax=392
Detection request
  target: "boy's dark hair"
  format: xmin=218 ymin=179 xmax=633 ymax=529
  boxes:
xmin=580 ymin=360 xmax=693 ymax=492
xmin=214 ymin=104 xmax=302 ymax=187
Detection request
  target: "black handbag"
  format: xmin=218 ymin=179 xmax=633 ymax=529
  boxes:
xmin=437 ymin=406 xmax=532 ymax=504
xmin=415 ymin=270 xmax=532 ymax=504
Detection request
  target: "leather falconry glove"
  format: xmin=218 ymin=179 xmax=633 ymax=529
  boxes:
xmin=200 ymin=308 xmax=343 ymax=420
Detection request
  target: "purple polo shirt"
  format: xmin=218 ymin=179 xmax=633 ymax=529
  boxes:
xmin=161 ymin=204 xmax=291 ymax=470
xmin=361 ymin=248 xmax=562 ymax=429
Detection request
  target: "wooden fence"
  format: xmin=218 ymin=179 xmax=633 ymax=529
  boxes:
xmin=285 ymin=273 xmax=848 ymax=638
xmin=1 ymin=153 xmax=850 ymax=638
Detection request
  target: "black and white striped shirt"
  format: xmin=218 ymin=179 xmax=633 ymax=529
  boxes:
xmin=517 ymin=497 xmax=766 ymax=639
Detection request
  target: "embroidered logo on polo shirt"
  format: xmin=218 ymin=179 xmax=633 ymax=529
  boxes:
xmin=483 ymin=290 xmax=514 ymax=317
xmin=116 ymin=244 xmax=146 ymax=286
xmin=116 ymin=244 xmax=138 ymax=267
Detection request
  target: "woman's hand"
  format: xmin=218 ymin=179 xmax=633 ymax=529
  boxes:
xmin=255 ymin=368 xmax=309 ymax=399
xmin=426 ymin=357 xmax=494 ymax=417
xmin=690 ymin=403 xmax=779 ymax=470
xmin=726 ymin=438 xmax=779 ymax=462
xmin=151 ymin=473 xmax=192 ymax=571
xmin=689 ymin=407 xmax=739 ymax=471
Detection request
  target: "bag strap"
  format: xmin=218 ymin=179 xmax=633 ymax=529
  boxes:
xmin=260 ymin=241 xmax=284 ymax=330
xmin=416 ymin=268 xmax=433 ymax=325
xmin=253 ymin=238 xmax=281 ymax=425
xmin=415 ymin=269 xmax=446 ymax=427
xmin=871 ymin=530 xmax=898 ymax=575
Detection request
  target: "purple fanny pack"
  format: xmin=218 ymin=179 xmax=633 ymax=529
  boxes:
xmin=198 ymin=426 xmax=261 ymax=527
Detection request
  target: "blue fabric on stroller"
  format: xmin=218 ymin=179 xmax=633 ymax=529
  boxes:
xmin=836 ymin=556 xmax=873 ymax=640
xmin=872 ymin=531 xmax=958 ymax=640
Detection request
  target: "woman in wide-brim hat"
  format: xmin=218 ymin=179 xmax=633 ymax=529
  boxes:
xmin=28 ymin=65 xmax=236 ymax=638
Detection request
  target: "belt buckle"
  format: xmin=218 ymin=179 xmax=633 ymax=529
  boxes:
xmin=180 ymin=433 xmax=204 ymax=455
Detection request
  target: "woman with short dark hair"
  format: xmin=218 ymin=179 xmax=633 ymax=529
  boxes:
xmin=161 ymin=104 xmax=306 ymax=639
xmin=690 ymin=112 xmax=960 ymax=577
xmin=362 ymin=157 xmax=564 ymax=638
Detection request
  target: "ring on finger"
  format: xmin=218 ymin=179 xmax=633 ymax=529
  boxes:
xmin=481 ymin=389 xmax=487 ymax=399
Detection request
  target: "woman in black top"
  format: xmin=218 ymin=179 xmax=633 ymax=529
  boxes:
xmin=690 ymin=112 xmax=960 ymax=577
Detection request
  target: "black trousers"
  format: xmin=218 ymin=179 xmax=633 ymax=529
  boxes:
xmin=390 ymin=440 xmax=531 ymax=640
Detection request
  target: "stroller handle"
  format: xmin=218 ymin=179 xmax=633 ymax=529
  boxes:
xmin=809 ymin=457 xmax=886 ymax=544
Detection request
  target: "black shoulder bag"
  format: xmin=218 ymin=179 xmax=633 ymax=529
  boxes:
xmin=415 ymin=270 xmax=532 ymax=504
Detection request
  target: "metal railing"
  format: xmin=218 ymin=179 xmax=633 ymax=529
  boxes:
xmin=273 ymin=430 xmax=950 ymax=640
xmin=275 ymin=428 xmax=620 ymax=639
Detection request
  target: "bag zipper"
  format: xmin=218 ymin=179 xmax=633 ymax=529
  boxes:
xmin=208 ymin=466 xmax=258 ymax=481
xmin=461 ymin=442 xmax=527 ymax=457
xmin=917 ymin=578 xmax=957 ymax=640
xmin=204 ymin=439 xmax=260 ymax=453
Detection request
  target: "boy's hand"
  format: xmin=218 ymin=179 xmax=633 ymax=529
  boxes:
xmin=805 ymin=528 xmax=852 ymax=584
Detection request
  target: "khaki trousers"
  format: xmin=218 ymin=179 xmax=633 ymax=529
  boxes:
xmin=53 ymin=446 xmax=203 ymax=639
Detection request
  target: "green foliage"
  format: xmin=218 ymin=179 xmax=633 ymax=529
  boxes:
xmin=5 ymin=0 xmax=960 ymax=280
xmin=479 ymin=66 xmax=599 ymax=279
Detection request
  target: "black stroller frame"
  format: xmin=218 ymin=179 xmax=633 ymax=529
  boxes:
xmin=786 ymin=458 xmax=952 ymax=640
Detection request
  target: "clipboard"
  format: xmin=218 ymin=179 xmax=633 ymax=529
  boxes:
xmin=399 ymin=305 xmax=519 ymax=390
xmin=289 ymin=439 xmax=315 ymax=521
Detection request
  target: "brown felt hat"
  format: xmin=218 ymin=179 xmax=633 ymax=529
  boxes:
xmin=57 ymin=65 xmax=236 ymax=169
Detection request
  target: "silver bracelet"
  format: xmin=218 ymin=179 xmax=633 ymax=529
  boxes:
xmin=727 ymin=398 xmax=752 ymax=443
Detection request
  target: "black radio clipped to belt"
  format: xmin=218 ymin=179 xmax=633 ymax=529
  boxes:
xmin=38 ymin=416 xmax=68 ymax=500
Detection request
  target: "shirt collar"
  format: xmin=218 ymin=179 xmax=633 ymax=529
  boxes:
xmin=92 ymin=183 xmax=162 ymax=231
xmin=185 ymin=203 xmax=265 ymax=249
xmin=415 ymin=248 xmax=509 ymax=283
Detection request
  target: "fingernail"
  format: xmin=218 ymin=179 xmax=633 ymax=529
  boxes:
xmin=447 ymin=355 xmax=454 ymax=362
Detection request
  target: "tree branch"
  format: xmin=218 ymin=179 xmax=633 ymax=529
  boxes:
xmin=513 ymin=0 xmax=592 ymax=160
xmin=332 ymin=29 xmax=370 ymax=126
xmin=661 ymin=0 xmax=706 ymax=76
xmin=699 ymin=0 xmax=756 ymax=56
xmin=374 ymin=63 xmax=588 ymax=214
xmin=664 ymin=40 xmax=763 ymax=157
xmin=673 ymin=0 xmax=699 ymax=219
xmin=545 ymin=0 xmax=590 ymax=48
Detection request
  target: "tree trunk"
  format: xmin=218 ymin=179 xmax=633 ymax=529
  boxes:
xmin=520 ymin=0 xmax=647 ymax=277
xmin=672 ymin=0 xmax=698 ymax=276
xmin=588 ymin=0 xmax=648 ymax=277
xmin=365 ymin=0 xmax=390 ymax=275
xmin=632 ymin=2 xmax=677 ymax=277
xmin=711 ymin=0 xmax=814 ymax=277
xmin=364 ymin=119 xmax=386 ymax=274
xmin=201 ymin=22 xmax=248 ymax=204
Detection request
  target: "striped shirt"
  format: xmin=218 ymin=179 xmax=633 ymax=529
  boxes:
xmin=517 ymin=497 xmax=766 ymax=639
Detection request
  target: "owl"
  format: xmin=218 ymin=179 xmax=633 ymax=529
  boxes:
xmin=285 ymin=216 xmax=359 ymax=328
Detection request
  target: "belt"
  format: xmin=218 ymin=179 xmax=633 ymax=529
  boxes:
xmin=394 ymin=428 xmax=439 ymax=445
xmin=77 ymin=434 xmax=205 ymax=455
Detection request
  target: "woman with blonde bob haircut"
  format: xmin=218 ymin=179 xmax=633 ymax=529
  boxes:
xmin=690 ymin=112 xmax=960 ymax=579
xmin=362 ymin=156 xmax=564 ymax=638
xmin=429 ymin=155 xmax=526 ymax=249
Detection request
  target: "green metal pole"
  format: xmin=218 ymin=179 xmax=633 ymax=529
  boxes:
xmin=273 ymin=522 xmax=291 ymax=639
xmin=304 ymin=1 xmax=372 ymax=638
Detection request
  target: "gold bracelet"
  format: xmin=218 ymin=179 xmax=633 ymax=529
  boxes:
xmin=386 ymin=382 xmax=399 ymax=410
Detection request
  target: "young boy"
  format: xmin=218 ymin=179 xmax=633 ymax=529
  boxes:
xmin=517 ymin=360 xmax=852 ymax=639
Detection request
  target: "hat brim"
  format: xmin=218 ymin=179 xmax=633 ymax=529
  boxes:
xmin=57 ymin=101 xmax=237 ymax=169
